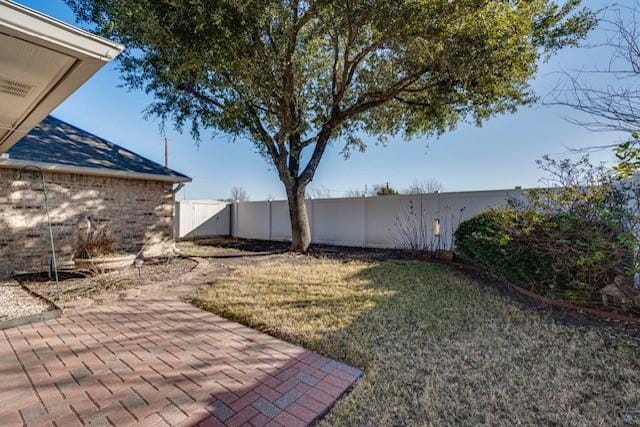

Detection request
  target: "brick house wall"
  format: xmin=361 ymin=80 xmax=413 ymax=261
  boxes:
xmin=0 ymin=168 xmax=175 ymax=278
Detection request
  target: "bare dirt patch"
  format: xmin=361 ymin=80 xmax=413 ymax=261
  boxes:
xmin=17 ymin=257 xmax=198 ymax=303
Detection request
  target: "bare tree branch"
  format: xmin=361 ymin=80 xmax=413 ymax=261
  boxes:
xmin=549 ymin=2 xmax=640 ymax=133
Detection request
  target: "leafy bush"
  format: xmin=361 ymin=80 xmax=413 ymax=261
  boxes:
xmin=455 ymin=209 xmax=631 ymax=303
xmin=456 ymin=153 xmax=640 ymax=304
xmin=533 ymin=155 xmax=639 ymax=288
xmin=614 ymin=132 xmax=640 ymax=179
xmin=455 ymin=210 xmax=551 ymax=286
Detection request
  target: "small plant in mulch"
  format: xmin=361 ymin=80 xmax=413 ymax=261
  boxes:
xmin=390 ymin=200 xmax=465 ymax=262
xmin=73 ymin=217 xmax=135 ymax=272
xmin=74 ymin=230 xmax=117 ymax=259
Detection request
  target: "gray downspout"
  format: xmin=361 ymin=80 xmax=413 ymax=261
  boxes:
xmin=171 ymin=183 xmax=185 ymax=243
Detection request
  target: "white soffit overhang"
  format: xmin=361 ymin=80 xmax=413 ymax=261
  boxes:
xmin=0 ymin=0 xmax=123 ymax=154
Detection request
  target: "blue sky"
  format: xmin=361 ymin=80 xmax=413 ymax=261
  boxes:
xmin=19 ymin=0 xmax=626 ymax=200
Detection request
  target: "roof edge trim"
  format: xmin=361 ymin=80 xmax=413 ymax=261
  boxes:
xmin=0 ymin=0 xmax=124 ymax=61
xmin=0 ymin=158 xmax=192 ymax=183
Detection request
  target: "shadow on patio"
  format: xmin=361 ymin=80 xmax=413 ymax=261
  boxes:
xmin=0 ymin=297 xmax=362 ymax=426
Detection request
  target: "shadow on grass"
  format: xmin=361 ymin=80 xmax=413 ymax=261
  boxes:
xmin=192 ymin=259 xmax=640 ymax=426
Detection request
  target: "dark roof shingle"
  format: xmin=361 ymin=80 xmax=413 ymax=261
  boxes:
xmin=7 ymin=116 xmax=189 ymax=181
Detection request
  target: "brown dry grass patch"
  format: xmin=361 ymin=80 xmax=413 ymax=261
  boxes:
xmin=191 ymin=257 xmax=640 ymax=426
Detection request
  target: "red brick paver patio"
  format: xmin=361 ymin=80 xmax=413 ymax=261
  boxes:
xmin=0 ymin=299 xmax=361 ymax=426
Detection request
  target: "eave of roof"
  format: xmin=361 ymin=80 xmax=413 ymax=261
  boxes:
xmin=0 ymin=158 xmax=191 ymax=183
xmin=0 ymin=0 xmax=124 ymax=154
xmin=0 ymin=0 xmax=123 ymax=61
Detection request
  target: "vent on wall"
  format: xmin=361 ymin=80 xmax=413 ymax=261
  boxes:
xmin=0 ymin=76 xmax=33 ymax=98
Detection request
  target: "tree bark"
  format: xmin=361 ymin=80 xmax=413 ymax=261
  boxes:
xmin=286 ymin=183 xmax=311 ymax=252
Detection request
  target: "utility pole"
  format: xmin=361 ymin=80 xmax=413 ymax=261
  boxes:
xmin=164 ymin=137 xmax=169 ymax=168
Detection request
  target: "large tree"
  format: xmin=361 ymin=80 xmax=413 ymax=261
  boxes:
xmin=68 ymin=0 xmax=594 ymax=251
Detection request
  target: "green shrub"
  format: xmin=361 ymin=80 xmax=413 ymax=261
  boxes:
xmin=454 ymin=210 xmax=552 ymax=286
xmin=455 ymin=209 xmax=630 ymax=303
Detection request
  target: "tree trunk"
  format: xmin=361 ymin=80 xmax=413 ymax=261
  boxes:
xmin=286 ymin=183 xmax=311 ymax=252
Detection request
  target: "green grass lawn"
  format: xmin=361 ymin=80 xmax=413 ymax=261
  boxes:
xmin=191 ymin=257 xmax=640 ymax=426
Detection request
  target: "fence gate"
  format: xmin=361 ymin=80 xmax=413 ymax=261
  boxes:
xmin=174 ymin=200 xmax=231 ymax=239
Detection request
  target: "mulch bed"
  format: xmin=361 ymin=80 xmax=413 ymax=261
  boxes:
xmin=178 ymin=237 xmax=290 ymax=257
xmin=15 ymin=257 xmax=198 ymax=303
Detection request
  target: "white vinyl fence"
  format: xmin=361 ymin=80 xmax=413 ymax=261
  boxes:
xmin=174 ymin=200 xmax=231 ymax=239
xmin=174 ymin=188 xmax=529 ymax=248
xmin=231 ymin=189 xmax=526 ymax=249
